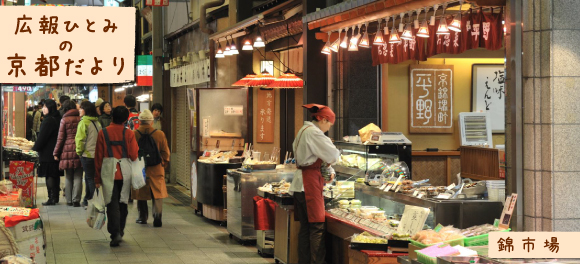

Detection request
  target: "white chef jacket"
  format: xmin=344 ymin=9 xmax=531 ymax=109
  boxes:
xmin=289 ymin=122 xmax=340 ymax=193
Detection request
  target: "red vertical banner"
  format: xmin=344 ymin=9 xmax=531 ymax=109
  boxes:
xmin=481 ymin=7 xmax=503 ymax=51
xmin=257 ymin=89 xmax=275 ymax=143
xmin=470 ymin=8 xmax=483 ymax=50
xmin=9 ymin=161 xmax=35 ymax=208
xmin=461 ymin=12 xmax=472 ymax=53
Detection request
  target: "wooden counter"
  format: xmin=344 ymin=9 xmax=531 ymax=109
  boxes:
xmin=326 ymin=213 xmax=408 ymax=264
xmin=411 ymin=151 xmax=460 ymax=186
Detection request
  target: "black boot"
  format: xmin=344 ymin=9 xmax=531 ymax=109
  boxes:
xmin=153 ymin=213 xmax=162 ymax=228
xmin=52 ymin=177 xmax=60 ymax=204
xmin=136 ymin=200 xmax=148 ymax=224
xmin=43 ymin=179 xmax=55 ymax=206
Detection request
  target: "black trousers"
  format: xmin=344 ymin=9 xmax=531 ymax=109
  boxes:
xmin=294 ymin=192 xmax=325 ymax=264
xmin=45 ymin=176 xmax=60 ymax=202
xmin=107 ymin=180 xmax=128 ymax=239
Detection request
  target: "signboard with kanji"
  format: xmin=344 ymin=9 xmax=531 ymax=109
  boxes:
xmin=257 ymin=89 xmax=274 ymax=143
xmin=137 ymin=55 xmax=152 ymax=86
xmin=472 ymin=64 xmax=505 ymax=133
xmin=409 ymin=64 xmax=453 ymax=133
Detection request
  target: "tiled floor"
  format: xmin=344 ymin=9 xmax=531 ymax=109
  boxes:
xmin=38 ymin=178 xmax=275 ymax=264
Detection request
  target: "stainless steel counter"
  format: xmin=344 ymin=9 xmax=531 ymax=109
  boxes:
xmin=226 ymin=169 xmax=295 ymax=241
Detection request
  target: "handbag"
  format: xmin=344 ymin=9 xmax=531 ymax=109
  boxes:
xmin=86 ymin=188 xmax=106 ymax=230
xmin=131 ymin=157 xmax=146 ymax=190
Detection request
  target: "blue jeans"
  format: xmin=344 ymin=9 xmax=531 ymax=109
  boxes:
xmin=80 ymin=157 xmax=96 ymax=204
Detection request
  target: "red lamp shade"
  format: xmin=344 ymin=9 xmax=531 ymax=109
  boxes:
xmin=232 ymin=73 xmax=257 ymax=87
xmin=246 ymin=70 xmax=276 ymax=87
xmin=266 ymin=71 xmax=304 ymax=89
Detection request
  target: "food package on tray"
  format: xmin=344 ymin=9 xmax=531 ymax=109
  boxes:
xmin=412 ymin=226 xmax=465 ymax=245
xmin=358 ymin=123 xmax=382 ymax=143
xmin=460 ymin=224 xmax=501 ymax=237
xmin=352 ymin=231 xmax=388 ymax=244
xmin=0 ymin=190 xmax=22 ymax=208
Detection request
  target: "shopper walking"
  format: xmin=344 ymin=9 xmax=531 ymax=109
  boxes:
xmin=32 ymin=105 xmax=42 ymax=136
xmin=289 ymin=104 xmax=340 ymax=264
xmin=133 ymin=110 xmax=170 ymax=227
xmin=26 ymin=107 xmax=34 ymax=141
xmin=54 ymin=100 xmax=83 ymax=207
xmin=58 ymin=96 xmax=70 ymax=117
xmin=150 ymin=103 xmax=164 ymax=131
xmin=95 ymin=98 xmax=104 ymax=116
xmin=95 ymin=106 xmax=139 ymax=247
xmin=124 ymin=95 xmax=140 ymax=130
xmin=99 ymin=101 xmax=113 ymax=128
xmin=32 ymin=100 xmax=62 ymax=206
xmin=76 ymin=101 xmax=102 ymax=207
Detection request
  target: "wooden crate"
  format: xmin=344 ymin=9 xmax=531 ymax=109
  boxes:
xmin=460 ymin=146 xmax=501 ymax=180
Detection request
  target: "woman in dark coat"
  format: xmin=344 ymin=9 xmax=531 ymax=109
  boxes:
xmin=32 ymin=100 xmax=61 ymax=206
xmin=53 ymin=100 xmax=83 ymax=207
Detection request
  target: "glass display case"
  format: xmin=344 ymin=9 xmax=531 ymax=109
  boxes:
xmin=333 ymin=141 xmax=412 ymax=182
xmin=327 ymin=141 xmax=503 ymax=235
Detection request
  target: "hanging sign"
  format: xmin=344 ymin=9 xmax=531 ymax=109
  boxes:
xmin=9 ymin=161 xmax=34 ymax=208
xmin=137 ymin=55 xmax=153 ymax=86
xmin=409 ymin=64 xmax=453 ymax=133
xmin=146 ymin=0 xmax=169 ymax=6
xmin=257 ymin=89 xmax=275 ymax=143
xmin=169 ymin=59 xmax=210 ymax=87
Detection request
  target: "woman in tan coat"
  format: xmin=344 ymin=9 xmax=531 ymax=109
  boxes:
xmin=132 ymin=110 xmax=170 ymax=227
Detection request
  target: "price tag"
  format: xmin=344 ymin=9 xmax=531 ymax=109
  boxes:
xmin=379 ymin=183 xmax=388 ymax=190
xmin=413 ymin=190 xmax=419 ymax=196
xmin=395 ymin=186 xmax=401 ymax=193
xmin=436 ymin=193 xmax=452 ymax=199
xmin=446 ymin=183 xmax=456 ymax=190
xmin=384 ymin=184 xmax=393 ymax=192
xmin=418 ymin=193 xmax=424 ymax=199
xmin=393 ymin=175 xmax=405 ymax=188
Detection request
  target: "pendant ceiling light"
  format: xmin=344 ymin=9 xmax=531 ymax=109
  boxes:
xmin=229 ymin=37 xmax=239 ymax=55
xmin=348 ymin=25 xmax=359 ymax=51
xmin=389 ymin=16 xmax=401 ymax=44
xmin=242 ymin=38 xmax=253 ymax=50
xmin=267 ymin=70 xmax=303 ymax=89
xmin=349 ymin=25 xmax=360 ymax=45
xmin=254 ymin=27 xmax=265 ymax=47
xmin=215 ymin=42 xmax=224 ymax=58
xmin=417 ymin=7 xmax=430 ymax=38
xmin=448 ymin=0 xmax=463 ymax=32
xmin=224 ymin=39 xmax=232 ymax=56
xmin=246 ymin=70 xmax=276 ymax=87
xmin=373 ymin=19 xmax=385 ymax=45
xmin=401 ymin=12 xmax=414 ymax=40
xmin=321 ymin=32 xmax=332 ymax=55
xmin=340 ymin=27 xmax=349 ymax=48
xmin=232 ymin=73 xmax=257 ymax=87
xmin=330 ymin=29 xmax=340 ymax=52
xmin=359 ymin=23 xmax=370 ymax=48
xmin=436 ymin=4 xmax=450 ymax=35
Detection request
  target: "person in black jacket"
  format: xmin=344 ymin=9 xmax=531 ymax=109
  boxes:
xmin=26 ymin=107 xmax=34 ymax=141
xmin=32 ymin=99 xmax=62 ymax=206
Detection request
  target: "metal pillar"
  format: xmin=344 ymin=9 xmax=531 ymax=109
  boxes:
xmin=152 ymin=6 xmax=163 ymax=105
xmin=506 ymin=0 xmax=523 ymax=231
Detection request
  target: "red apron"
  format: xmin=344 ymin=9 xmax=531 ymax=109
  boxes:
xmin=299 ymin=159 xmax=326 ymax=223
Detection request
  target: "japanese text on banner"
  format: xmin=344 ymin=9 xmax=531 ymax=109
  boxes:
xmin=409 ymin=65 xmax=453 ymax=133
xmin=0 ymin=7 xmax=135 ymax=83
xmin=257 ymin=89 xmax=274 ymax=143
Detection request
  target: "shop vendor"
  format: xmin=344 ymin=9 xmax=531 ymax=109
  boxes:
xmin=290 ymin=104 xmax=340 ymax=264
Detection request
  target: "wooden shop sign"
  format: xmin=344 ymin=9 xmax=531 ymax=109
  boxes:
xmin=409 ymin=64 xmax=453 ymax=133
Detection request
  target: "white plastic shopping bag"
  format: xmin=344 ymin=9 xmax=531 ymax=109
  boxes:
xmin=131 ymin=157 xmax=146 ymax=190
xmin=86 ymin=188 xmax=106 ymax=230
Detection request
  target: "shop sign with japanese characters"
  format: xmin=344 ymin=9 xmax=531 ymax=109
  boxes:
xmin=472 ymin=64 xmax=505 ymax=133
xmin=257 ymin=89 xmax=275 ymax=143
xmin=488 ymin=232 xmax=579 ymax=258
xmin=409 ymin=64 xmax=453 ymax=133
xmin=0 ymin=7 xmax=135 ymax=83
